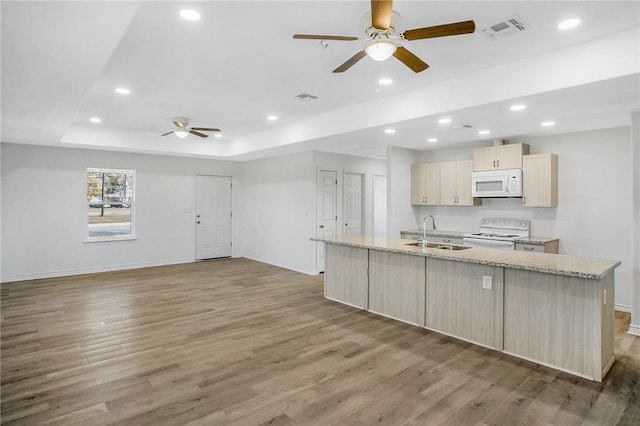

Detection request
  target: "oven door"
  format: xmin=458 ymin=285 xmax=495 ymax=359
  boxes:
xmin=463 ymin=237 xmax=515 ymax=250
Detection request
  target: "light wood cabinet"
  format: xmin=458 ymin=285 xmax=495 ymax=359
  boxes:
xmin=503 ymin=268 xmax=614 ymax=381
xmin=439 ymin=160 xmax=481 ymax=206
xmin=515 ymin=240 xmax=559 ymax=254
xmin=324 ymin=244 xmax=368 ymax=309
xmin=473 ymin=143 xmax=530 ymax=171
xmin=368 ymin=251 xmax=426 ymax=326
xmin=425 ymin=258 xmax=504 ymax=350
xmin=411 ymin=163 xmax=440 ymax=205
xmin=522 ymin=153 xmax=558 ymax=207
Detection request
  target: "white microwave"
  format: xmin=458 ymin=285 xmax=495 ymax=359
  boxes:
xmin=471 ymin=169 xmax=523 ymax=198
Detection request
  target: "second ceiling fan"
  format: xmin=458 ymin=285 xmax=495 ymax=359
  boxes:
xmin=293 ymin=0 xmax=475 ymax=73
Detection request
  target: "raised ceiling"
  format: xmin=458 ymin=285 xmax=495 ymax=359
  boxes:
xmin=2 ymin=1 xmax=639 ymax=161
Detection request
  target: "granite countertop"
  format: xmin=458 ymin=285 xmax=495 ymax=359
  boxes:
xmin=400 ymin=229 xmax=468 ymax=238
xmin=514 ymin=237 xmax=560 ymax=244
xmin=311 ymin=235 xmax=619 ymax=280
xmin=400 ymin=229 xmax=558 ymax=245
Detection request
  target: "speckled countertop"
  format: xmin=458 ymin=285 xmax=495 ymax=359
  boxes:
xmin=400 ymin=229 xmax=468 ymax=239
xmin=311 ymin=235 xmax=619 ymax=280
xmin=400 ymin=229 xmax=558 ymax=245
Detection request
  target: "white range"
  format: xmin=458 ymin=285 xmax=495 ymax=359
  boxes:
xmin=463 ymin=218 xmax=530 ymax=250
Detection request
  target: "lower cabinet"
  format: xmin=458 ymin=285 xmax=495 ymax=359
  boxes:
xmin=368 ymin=251 xmax=426 ymax=326
xmin=503 ymin=268 xmax=614 ymax=381
xmin=425 ymin=258 xmax=503 ymax=350
xmin=324 ymin=244 xmax=368 ymax=309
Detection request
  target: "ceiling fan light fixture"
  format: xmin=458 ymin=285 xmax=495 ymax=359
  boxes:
xmin=365 ymin=39 xmax=396 ymax=61
xmin=175 ymin=129 xmax=189 ymax=139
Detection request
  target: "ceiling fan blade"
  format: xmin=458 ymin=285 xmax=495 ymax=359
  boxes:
xmin=393 ymin=46 xmax=429 ymax=73
xmin=371 ymin=0 xmax=393 ymax=30
xmin=173 ymin=121 xmax=187 ymax=128
xmin=333 ymin=50 xmax=367 ymax=73
xmin=191 ymin=127 xmax=221 ymax=132
xmin=293 ymin=34 xmax=359 ymax=41
xmin=161 ymin=131 xmax=174 ymax=136
xmin=190 ymin=130 xmax=209 ymax=138
xmin=401 ymin=20 xmax=476 ymax=41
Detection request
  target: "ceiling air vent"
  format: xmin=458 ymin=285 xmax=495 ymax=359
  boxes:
xmin=293 ymin=93 xmax=319 ymax=101
xmin=483 ymin=16 xmax=529 ymax=40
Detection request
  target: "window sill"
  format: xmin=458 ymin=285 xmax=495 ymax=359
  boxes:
xmin=84 ymin=236 xmax=138 ymax=243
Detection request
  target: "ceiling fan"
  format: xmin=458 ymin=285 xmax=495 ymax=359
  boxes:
xmin=161 ymin=117 xmax=220 ymax=139
xmin=293 ymin=0 xmax=475 ymax=73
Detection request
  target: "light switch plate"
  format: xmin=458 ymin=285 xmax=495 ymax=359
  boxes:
xmin=482 ymin=275 xmax=492 ymax=290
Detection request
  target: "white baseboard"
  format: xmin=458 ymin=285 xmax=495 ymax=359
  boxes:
xmin=241 ymin=254 xmax=316 ymax=276
xmin=0 ymin=258 xmax=194 ymax=284
xmin=615 ymin=304 xmax=632 ymax=313
xmin=629 ymin=324 xmax=640 ymax=336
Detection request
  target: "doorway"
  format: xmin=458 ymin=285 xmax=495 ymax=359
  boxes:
xmin=343 ymin=172 xmax=364 ymax=235
xmin=196 ymin=175 xmax=232 ymax=260
xmin=316 ymin=169 xmax=337 ymax=273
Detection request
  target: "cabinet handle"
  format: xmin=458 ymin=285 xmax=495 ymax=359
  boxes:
xmin=493 ymin=160 xmax=496 ymax=167
xmin=497 ymin=160 xmax=500 ymax=167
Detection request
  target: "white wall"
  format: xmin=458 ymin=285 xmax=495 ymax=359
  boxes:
xmin=630 ymin=112 xmax=640 ymax=335
xmin=386 ymin=146 xmax=421 ymax=238
xmin=234 ymin=151 xmax=316 ymax=274
xmin=1 ymin=143 xmax=239 ymax=281
xmin=399 ymin=127 xmax=633 ymax=311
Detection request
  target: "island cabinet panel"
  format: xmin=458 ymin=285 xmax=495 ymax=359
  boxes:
xmin=425 ymin=259 xmax=504 ymax=350
xmin=368 ymin=251 xmax=426 ymax=326
xmin=503 ymin=269 xmax=614 ymax=381
xmin=324 ymin=244 xmax=368 ymax=309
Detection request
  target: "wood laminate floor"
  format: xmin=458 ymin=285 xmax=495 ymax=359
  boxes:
xmin=1 ymin=258 xmax=639 ymax=425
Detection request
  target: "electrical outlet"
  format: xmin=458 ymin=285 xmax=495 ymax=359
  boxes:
xmin=482 ymin=275 xmax=492 ymax=290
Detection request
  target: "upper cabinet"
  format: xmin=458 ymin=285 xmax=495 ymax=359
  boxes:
xmin=411 ymin=163 xmax=440 ymax=205
xmin=473 ymin=143 xmax=530 ymax=171
xmin=439 ymin=160 xmax=481 ymax=206
xmin=523 ymin=153 xmax=558 ymax=207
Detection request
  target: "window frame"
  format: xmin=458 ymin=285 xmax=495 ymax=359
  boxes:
xmin=85 ymin=167 xmax=136 ymax=242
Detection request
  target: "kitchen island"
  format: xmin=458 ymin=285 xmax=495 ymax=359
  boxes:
xmin=312 ymin=235 xmax=621 ymax=382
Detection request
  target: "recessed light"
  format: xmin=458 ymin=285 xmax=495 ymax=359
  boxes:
xmin=378 ymin=78 xmax=393 ymax=85
xmin=214 ymin=133 xmax=223 ymax=138
xmin=478 ymin=130 xmax=491 ymax=135
xmin=384 ymin=128 xmax=396 ymax=134
xmin=115 ymin=87 xmax=130 ymax=95
xmin=427 ymin=138 xmax=437 ymax=143
xmin=180 ymin=9 xmax=201 ymax=21
xmin=89 ymin=117 xmax=101 ymax=123
xmin=438 ymin=118 xmax=452 ymax=124
xmin=267 ymin=115 xmax=278 ymax=121
xmin=541 ymin=121 xmax=556 ymax=127
xmin=558 ymin=18 xmax=580 ymax=30
xmin=510 ymin=104 xmax=526 ymax=111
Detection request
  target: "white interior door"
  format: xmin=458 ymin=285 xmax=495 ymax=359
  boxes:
xmin=317 ymin=169 xmax=337 ymax=273
xmin=196 ymin=175 xmax=232 ymax=260
xmin=373 ymin=174 xmax=387 ymax=238
xmin=344 ymin=172 xmax=364 ymax=235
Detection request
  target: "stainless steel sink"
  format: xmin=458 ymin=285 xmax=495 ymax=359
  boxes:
xmin=405 ymin=242 xmax=471 ymax=251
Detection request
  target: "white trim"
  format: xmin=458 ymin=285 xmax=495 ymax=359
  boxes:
xmin=242 ymin=254 xmax=316 ymax=276
xmin=615 ymin=304 xmax=632 ymax=313
xmin=84 ymin=236 xmax=138 ymax=243
xmin=0 ymin=257 xmax=194 ymax=284
xmin=629 ymin=324 xmax=640 ymax=336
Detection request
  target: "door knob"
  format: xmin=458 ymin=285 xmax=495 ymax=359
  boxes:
xmin=319 ymin=225 xmax=325 ymax=228
xmin=196 ymin=221 xmax=201 ymax=224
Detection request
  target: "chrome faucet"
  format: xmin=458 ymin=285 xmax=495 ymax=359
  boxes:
xmin=422 ymin=214 xmax=436 ymax=247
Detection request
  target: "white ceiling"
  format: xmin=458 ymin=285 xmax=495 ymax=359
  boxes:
xmin=2 ymin=1 xmax=639 ymax=161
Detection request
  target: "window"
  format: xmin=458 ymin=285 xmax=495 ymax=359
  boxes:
xmin=86 ymin=168 xmax=135 ymax=240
